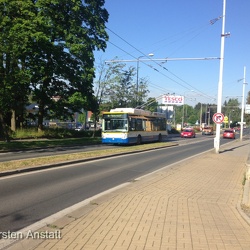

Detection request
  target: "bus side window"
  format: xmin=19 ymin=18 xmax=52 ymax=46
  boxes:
xmin=130 ymin=118 xmax=136 ymax=131
xmin=136 ymin=119 xmax=143 ymax=131
xmin=152 ymin=119 xmax=156 ymax=131
xmin=142 ymin=119 xmax=147 ymax=131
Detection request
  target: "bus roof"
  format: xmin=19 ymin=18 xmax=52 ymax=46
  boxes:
xmin=108 ymin=108 xmax=166 ymax=118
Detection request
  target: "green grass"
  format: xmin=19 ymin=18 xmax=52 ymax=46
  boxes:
xmin=0 ymin=137 xmax=102 ymax=151
xmin=0 ymin=128 xmax=178 ymax=173
xmin=0 ymin=141 xmax=178 ymax=173
xmin=0 ymin=127 xmax=102 ymax=151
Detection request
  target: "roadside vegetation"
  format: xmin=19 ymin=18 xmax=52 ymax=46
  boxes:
xmin=0 ymin=128 xmax=102 ymax=151
xmin=0 ymin=139 xmax=177 ymax=173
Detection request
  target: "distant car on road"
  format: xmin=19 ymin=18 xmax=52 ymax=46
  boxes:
xmin=181 ymin=128 xmax=196 ymax=138
xmin=202 ymin=126 xmax=214 ymax=135
xmin=233 ymin=127 xmax=240 ymax=131
xmin=223 ymin=129 xmax=236 ymax=139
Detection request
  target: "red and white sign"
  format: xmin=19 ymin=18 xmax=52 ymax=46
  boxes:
xmin=212 ymin=113 xmax=224 ymax=124
xmin=162 ymin=95 xmax=184 ymax=105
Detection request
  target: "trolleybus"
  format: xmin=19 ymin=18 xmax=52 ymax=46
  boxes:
xmin=102 ymin=108 xmax=168 ymax=144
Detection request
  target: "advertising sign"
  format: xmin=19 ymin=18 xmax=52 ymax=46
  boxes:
xmin=245 ymin=104 xmax=250 ymax=114
xmin=162 ymin=95 xmax=184 ymax=105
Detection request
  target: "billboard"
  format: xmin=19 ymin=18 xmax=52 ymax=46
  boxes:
xmin=245 ymin=104 xmax=250 ymax=114
xmin=162 ymin=95 xmax=184 ymax=105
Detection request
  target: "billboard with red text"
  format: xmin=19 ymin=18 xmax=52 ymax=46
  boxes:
xmin=162 ymin=95 xmax=184 ymax=105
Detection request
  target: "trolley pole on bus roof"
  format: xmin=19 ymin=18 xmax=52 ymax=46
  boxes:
xmin=214 ymin=0 xmax=229 ymax=154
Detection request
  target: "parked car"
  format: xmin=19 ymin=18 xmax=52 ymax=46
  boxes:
xmin=181 ymin=128 xmax=196 ymax=138
xmin=223 ymin=129 xmax=236 ymax=139
xmin=75 ymin=126 xmax=84 ymax=131
xmin=202 ymin=126 xmax=214 ymax=135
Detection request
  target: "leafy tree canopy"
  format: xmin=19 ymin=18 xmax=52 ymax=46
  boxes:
xmin=0 ymin=0 xmax=109 ymax=137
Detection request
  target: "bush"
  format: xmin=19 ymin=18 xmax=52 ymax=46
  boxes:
xmin=11 ymin=128 xmax=101 ymax=139
xmin=12 ymin=128 xmax=46 ymax=139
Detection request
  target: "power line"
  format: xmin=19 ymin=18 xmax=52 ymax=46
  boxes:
xmin=104 ymin=24 xmax=220 ymax=101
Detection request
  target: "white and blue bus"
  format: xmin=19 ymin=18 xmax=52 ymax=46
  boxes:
xmin=102 ymin=108 xmax=168 ymax=144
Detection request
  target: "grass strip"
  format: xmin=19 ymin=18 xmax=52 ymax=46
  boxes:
xmin=0 ymin=137 xmax=101 ymax=151
xmin=0 ymin=142 xmax=177 ymax=173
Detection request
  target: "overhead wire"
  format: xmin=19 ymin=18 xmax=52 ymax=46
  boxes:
xmin=105 ymin=17 xmax=221 ymax=101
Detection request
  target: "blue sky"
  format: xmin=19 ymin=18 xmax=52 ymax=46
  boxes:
xmin=95 ymin=0 xmax=249 ymax=106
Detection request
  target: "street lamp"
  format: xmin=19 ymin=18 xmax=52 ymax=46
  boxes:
xmin=240 ymin=66 xmax=247 ymax=141
xmin=182 ymin=90 xmax=194 ymax=128
xmin=214 ymin=0 xmax=228 ymax=154
xmin=228 ymin=109 xmax=234 ymax=129
xmin=136 ymin=53 xmax=154 ymax=106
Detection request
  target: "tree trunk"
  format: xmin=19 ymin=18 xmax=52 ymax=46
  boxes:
xmin=0 ymin=112 xmax=10 ymax=142
xmin=11 ymin=110 xmax=16 ymax=132
xmin=37 ymin=106 xmax=44 ymax=132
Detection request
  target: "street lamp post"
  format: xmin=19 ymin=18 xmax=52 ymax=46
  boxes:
xmin=240 ymin=66 xmax=247 ymax=141
xmin=200 ymin=103 xmax=203 ymax=130
xmin=136 ymin=53 xmax=154 ymax=106
xmin=182 ymin=90 xmax=195 ymax=128
xmin=228 ymin=110 xmax=234 ymax=129
xmin=215 ymin=0 xmax=228 ymax=153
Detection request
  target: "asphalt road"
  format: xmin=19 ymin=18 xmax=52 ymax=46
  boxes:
xmin=0 ymin=135 xmax=215 ymax=233
xmin=0 ymin=131 xmax=246 ymax=235
xmin=0 ymin=133 xmax=210 ymax=163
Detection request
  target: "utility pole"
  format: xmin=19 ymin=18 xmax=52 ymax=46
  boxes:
xmin=200 ymin=103 xmax=203 ymax=130
xmin=214 ymin=0 xmax=229 ymax=153
xmin=240 ymin=66 xmax=247 ymax=141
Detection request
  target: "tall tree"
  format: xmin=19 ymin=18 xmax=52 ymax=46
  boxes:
xmin=0 ymin=0 xmax=35 ymax=140
xmin=245 ymin=91 xmax=250 ymax=125
xmin=0 ymin=0 xmax=109 ymax=139
xmin=96 ymin=60 xmax=149 ymax=111
xmin=141 ymin=97 xmax=159 ymax=112
xmin=222 ymin=98 xmax=241 ymax=127
xmin=29 ymin=0 xmax=109 ymax=131
xmin=95 ymin=60 xmax=124 ymax=112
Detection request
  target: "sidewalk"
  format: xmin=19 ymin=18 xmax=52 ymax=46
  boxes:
xmin=3 ymin=139 xmax=250 ymax=250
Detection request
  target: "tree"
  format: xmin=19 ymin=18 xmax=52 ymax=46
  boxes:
xmin=96 ymin=60 xmax=150 ymax=111
xmin=95 ymin=60 xmax=124 ymax=112
xmin=141 ymin=97 xmax=159 ymax=112
xmin=137 ymin=77 xmax=150 ymax=108
xmin=0 ymin=0 xmax=109 ymax=139
xmin=222 ymin=98 xmax=241 ymax=128
xmin=29 ymin=0 xmax=109 ymax=131
xmin=245 ymin=91 xmax=250 ymax=125
xmin=0 ymin=0 xmax=36 ymax=140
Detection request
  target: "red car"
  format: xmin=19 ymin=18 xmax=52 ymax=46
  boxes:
xmin=223 ymin=129 xmax=236 ymax=139
xmin=181 ymin=128 xmax=196 ymax=138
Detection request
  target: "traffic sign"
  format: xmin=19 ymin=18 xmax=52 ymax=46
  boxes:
xmin=224 ymin=116 xmax=228 ymax=124
xmin=213 ymin=113 xmax=224 ymax=124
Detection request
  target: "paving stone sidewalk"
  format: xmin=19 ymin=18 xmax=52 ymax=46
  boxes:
xmin=4 ymin=140 xmax=250 ymax=250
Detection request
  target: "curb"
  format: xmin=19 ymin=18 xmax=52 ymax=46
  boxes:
xmin=243 ymin=179 xmax=250 ymax=207
xmin=0 ymin=142 xmax=179 ymax=177
xmin=242 ymin=151 xmax=250 ymax=207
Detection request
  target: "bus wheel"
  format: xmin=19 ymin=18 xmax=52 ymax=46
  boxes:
xmin=136 ymin=135 xmax=142 ymax=145
xmin=158 ymin=134 xmax=162 ymax=142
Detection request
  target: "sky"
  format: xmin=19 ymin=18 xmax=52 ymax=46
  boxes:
xmin=94 ymin=0 xmax=249 ymax=107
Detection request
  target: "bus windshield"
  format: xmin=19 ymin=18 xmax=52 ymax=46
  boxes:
xmin=102 ymin=114 xmax=128 ymax=132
